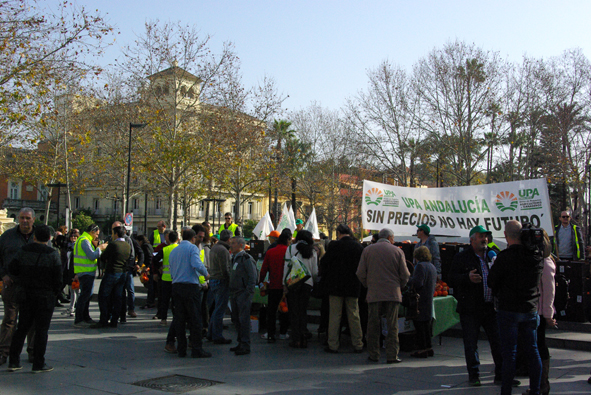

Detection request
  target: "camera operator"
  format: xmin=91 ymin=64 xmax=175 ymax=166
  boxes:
xmin=488 ymin=220 xmax=544 ymax=395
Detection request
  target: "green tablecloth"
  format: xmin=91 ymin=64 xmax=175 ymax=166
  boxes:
xmin=431 ymin=295 xmax=460 ymax=336
xmin=253 ymin=288 xmax=459 ymax=336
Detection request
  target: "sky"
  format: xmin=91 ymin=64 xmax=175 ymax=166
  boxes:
xmin=61 ymin=0 xmax=591 ymax=113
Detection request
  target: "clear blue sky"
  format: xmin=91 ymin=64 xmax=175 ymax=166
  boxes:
xmin=69 ymin=0 xmax=590 ymax=112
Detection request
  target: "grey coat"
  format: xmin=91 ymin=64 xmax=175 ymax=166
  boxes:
xmin=229 ymin=250 xmax=257 ymax=296
xmin=409 ymin=261 xmax=437 ymax=321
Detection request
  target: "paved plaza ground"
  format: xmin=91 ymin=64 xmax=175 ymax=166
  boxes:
xmin=1 ymin=280 xmax=590 ymax=395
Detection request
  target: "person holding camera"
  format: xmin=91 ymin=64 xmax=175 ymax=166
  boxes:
xmin=488 ymin=221 xmax=544 ymax=395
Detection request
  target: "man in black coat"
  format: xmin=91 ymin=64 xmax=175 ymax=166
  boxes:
xmin=0 ymin=207 xmax=37 ymax=366
xmin=7 ymin=225 xmax=62 ymax=373
xmin=448 ymin=225 xmax=504 ymax=387
xmin=321 ymin=224 xmax=364 ymax=353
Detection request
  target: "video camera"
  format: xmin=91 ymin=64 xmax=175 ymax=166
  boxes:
xmin=520 ymin=222 xmax=544 ymax=253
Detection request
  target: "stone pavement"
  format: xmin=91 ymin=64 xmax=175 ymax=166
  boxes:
xmin=1 ymin=280 xmax=590 ymax=394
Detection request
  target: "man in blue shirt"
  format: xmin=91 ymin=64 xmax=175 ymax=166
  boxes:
xmin=169 ymin=228 xmax=211 ymax=358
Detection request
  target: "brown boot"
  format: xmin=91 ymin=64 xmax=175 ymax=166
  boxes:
xmin=522 ymin=359 xmax=550 ymax=395
xmin=540 ymin=358 xmax=550 ymax=395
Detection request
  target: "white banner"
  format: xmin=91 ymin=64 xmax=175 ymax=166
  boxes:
xmin=252 ymin=212 xmax=274 ymax=240
xmin=362 ymin=178 xmax=553 ymax=238
xmin=304 ymin=208 xmax=320 ymax=239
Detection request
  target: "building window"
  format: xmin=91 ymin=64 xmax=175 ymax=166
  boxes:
xmin=9 ymin=182 xmax=19 ymax=200
xmin=133 ymin=198 xmax=139 ymax=210
xmin=93 ymin=199 xmax=99 ymax=211
xmin=74 ymin=197 xmax=80 ymax=209
xmin=248 ymin=202 xmax=253 ymax=215
xmin=156 ymin=197 xmax=162 ymax=210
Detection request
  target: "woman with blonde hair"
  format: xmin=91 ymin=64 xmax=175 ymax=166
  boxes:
xmin=524 ymin=229 xmax=556 ymax=395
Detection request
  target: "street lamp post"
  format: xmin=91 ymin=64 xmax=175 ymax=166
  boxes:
xmin=47 ymin=182 xmax=67 ymax=227
xmin=588 ymin=164 xmax=591 ymax=246
xmin=126 ymin=122 xmax=147 ymax=217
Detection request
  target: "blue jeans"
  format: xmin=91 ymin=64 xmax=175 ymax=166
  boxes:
xmin=459 ymin=303 xmax=503 ymax=379
xmin=497 ymin=310 xmax=541 ymax=395
xmin=75 ymin=274 xmax=95 ymax=324
xmin=119 ymin=271 xmax=135 ymax=316
xmin=98 ymin=272 xmax=125 ymax=324
xmin=208 ymin=279 xmax=230 ymax=341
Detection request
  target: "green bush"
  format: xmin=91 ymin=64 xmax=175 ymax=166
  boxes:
xmin=72 ymin=213 xmax=94 ymax=232
xmin=242 ymin=219 xmax=257 ymax=238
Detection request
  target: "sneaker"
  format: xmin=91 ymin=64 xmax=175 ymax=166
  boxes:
xmin=89 ymin=322 xmax=109 ymax=329
xmin=235 ymin=347 xmax=250 ymax=356
xmin=61 ymin=309 xmax=72 ymax=316
xmin=7 ymin=363 xmax=22 ymax=372
xmin=164 ymin=343 xmax=177 ymax=354
xmin=32 ymin=364 xmax=53 ymax=373
xmin=191 ymin=349 xmax=212 ymax=358
xmin=159 ymin=319 xmax=167 ymax=327
xmin=494 ymin=377 xmax=521 ymax=387
xmin=84 ymin=319 xmax=96 ymax=324
xmin=278 ymin=333 xmax=290 ymax=340
xmin=73 ymin=321 xmax=90 ymax=328
xmin=260 ymin=333 xmax=268 ymax=339
xmin=128 ymin=310 xmax=137 ymax=318
xmin=469 ymin=376 xmax=481 ymax=387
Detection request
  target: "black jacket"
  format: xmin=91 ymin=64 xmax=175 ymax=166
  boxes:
xmin=320 ymin=236 xmax=364 ymax=298
xmin=8 ymin=243 xmax=62 ymax=295
xmin=448 ymin=245 xmax=493 ymax=315
xmin=0 ymin=226 xmax=36 ymax=278
xmin=488 ymin=244 xmax=543 ymax=313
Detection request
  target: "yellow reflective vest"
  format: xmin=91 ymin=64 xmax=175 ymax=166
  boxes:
xmin=219 ymin=223 xmax=238 ymax=237
xmin=73 ymin=232 xmax=98 ymax=275
xmin=153 ymin=230 xmax=161 ymax=247
xmin=161 ymin=243 xmax=178 ymax=282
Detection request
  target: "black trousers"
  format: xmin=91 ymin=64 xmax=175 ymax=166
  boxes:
xmin=413 ymin=319 xmax=433 ymax=350
xmin=266 ymin=289 xmax=289 ymax=337
xmin=287 ymin=284 xmax=312 ymax=343
xmin=158 ymin=280 xmax=173 ymax=320
xmin=172 ymin=283 xmax=203 ymax=354
xmin=9 ymin=293 xmax=55 ymax=369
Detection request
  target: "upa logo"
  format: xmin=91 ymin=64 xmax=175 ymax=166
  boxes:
xmin=495 ymin=191 xmax=518 ymax=212
xmin=519 ymin=188 xmax=540 ymax=200
xmin=365 ymin=187 xmax=384 ymax=206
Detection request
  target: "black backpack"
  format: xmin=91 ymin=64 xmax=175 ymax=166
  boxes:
xmin=554 ymin=273 xmax=570 ymax=317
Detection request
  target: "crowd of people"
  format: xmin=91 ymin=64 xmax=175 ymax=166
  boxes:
xmin=0 ymin=207 xmax=589 ymax=395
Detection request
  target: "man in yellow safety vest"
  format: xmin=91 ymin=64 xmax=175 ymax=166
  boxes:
xmin=73 ymin=224 xmax=107 ymax=327
xmin=150 ymin=221 xmax=167 ymax=248
xmin=219 ymin=213 xmax=240 ymax=237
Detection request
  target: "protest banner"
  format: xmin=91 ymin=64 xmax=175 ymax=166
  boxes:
xmin=362 ymin=178 xmax=553 ymax=238
xmin=252 ymin=211 xmax=274 ymax=240
xmin=276 ymin=203 xmax=296 ymax=233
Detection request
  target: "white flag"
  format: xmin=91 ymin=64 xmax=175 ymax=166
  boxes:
xmin=276 ymin=203 xmax=296 ymax=233
xmin=304 ymin=208 xmax=320 ymax=239
xmin=252 ymin=212 xmax=274 ymax=241
xmin=288 ymin=205 xmax=296 ymax=229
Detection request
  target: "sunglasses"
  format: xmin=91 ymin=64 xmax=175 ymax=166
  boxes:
xmin=561 ymin=216 xmax=570 ymax=218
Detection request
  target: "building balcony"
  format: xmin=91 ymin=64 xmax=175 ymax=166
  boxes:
xmin=2 ymin=199 xmax=56 ymax=211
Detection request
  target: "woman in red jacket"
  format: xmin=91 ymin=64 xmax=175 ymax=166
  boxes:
xmin=259 ymin=229 xmax=291 ymax=342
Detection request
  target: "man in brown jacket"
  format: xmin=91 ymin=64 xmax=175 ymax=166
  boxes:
xmin=356 ymin=228 xmax=410 ymax=364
